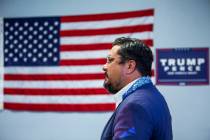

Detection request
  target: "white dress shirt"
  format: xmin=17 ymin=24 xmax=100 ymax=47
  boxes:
xmin=114 ymin=78 xmax=138 ymax=107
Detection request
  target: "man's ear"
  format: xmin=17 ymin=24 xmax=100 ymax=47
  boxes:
xmin=126 ymin=60 xmax=136 ymax=74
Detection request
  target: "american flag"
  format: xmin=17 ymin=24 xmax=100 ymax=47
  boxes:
xmin=1 ymin=9 xmax=154 ymax=111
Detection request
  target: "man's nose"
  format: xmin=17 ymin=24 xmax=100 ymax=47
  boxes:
xmin=102 ymin=63 xmax=107 ymax=72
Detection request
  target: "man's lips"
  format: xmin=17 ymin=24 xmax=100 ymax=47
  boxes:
xmin=104 ymin=73 xmax=109 ymax=82
xmin=104 ymin=72 xmax=108 ymax=78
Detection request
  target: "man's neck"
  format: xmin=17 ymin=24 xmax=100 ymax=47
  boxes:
xmin=114 ymin=78 xmax=139 ymax=107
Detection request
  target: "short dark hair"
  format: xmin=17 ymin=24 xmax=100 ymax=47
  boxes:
xmin=113 ymin=37 xmax=153 ymax=76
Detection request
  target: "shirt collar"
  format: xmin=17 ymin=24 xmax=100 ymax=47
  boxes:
xmin=114 ymin=78 xmax=138 ymax=107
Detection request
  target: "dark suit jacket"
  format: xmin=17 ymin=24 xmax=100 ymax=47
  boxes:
xmin=101 ymin=83 xmax=172 ymax=140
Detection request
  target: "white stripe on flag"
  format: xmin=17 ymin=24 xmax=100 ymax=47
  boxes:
xmin=4 ymin=65 xmax=155 ymax=75
xmin=61 ymin=48 xmax=155 ymax=60
xmin=4 ymin=77 xmax=156 ymax=88
xmin=61 ymin=50 xmax=109 ymax=60
xmin=4 ymin=80 xmax=104 ymax=88
xmin=4 ymin=65 xmax=104 ymax=74
xmin=61 ymin=16 xmax=154 ymax=30
xmin=4 ymin=94 xmax=115 ymax=104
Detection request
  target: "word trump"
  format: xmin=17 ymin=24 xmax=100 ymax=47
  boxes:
xmin=160 ymin=58 xmax=205 ymax=74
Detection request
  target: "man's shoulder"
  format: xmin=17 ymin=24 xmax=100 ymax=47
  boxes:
xmin=120 ymin=84 xmax=165 ymax=111
xmin=127 ymin=84 xmax=160 ymax=101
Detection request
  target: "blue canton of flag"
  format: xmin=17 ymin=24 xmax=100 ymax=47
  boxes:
xmin=4 ymin=17 xmax=60 ymax=66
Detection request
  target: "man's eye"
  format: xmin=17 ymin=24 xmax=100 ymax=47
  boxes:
xmin=107 ymin=58 xmax=114 ymax=63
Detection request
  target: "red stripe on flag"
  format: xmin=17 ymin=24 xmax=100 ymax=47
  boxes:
xmin=4 ymin=68 xmax=154 ymax=81
xmin=4 ymin=103 xmax=116 ymax=112
xmin=61 ymin=9 xmax=154 ymax=22
xmin=4 ymin=88 xmax=108 ymax=95
xmin=60 ymin=24 xmax=153 ymax=36
xmin=60 ymin=58 xmax=106 ymax=66
xmin=4 ymin=73 xmax=104 ymax=81
xmin=142 ymin=39 xmax=153 ymax=47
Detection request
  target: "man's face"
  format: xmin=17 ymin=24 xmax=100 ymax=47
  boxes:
xmin=103 ymin=45 xmax=126 ymax=94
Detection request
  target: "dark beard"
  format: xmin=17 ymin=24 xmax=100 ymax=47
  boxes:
xmin=103 ymin=81 xmax=119 ymax=94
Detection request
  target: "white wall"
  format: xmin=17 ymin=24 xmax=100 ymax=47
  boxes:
xmin=0 ymin=0 xmax=210 ymax=140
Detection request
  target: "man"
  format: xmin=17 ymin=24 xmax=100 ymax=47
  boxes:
xmin=101 ymin=37 xmax=172 ymax=140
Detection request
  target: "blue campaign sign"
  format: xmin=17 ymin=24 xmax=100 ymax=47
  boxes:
xmin=156 ymin=48 xmax=209 ymax=85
